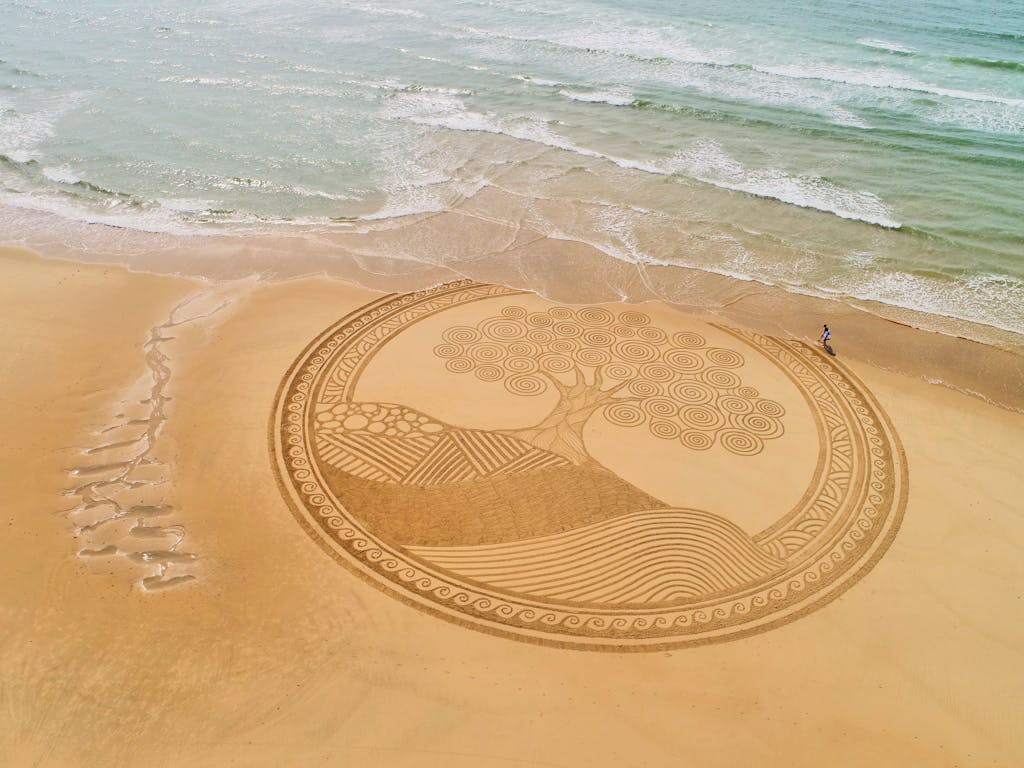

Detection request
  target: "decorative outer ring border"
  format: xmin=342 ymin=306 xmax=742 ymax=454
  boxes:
xmin=269 ymin=282 xmax=909 ymax=651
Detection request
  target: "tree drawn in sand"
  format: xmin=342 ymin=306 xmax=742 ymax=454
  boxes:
xmin=434 ymin=305 xmax=785 ymax=463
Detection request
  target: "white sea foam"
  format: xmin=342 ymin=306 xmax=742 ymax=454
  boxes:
xmin=380 ymin=89 xmax=468 ymax=121
xmin=401 ymin=96 xmax=900 ymax=230
xmin=380 ymin=81 xmax=471 ymax=97
xmin=447 ymin=19 xmax=737 ymax=76
xmin=361 ymin=174 xmax=491 ymax=221
xmin=42 ymin=166 xmax=80 ymax=185
xmin=158 ymin=75 xmax=238 ymax=86
xmin=0 ymin=93 xmax=84 ymax=162
xmin=288 ymin=185 xmax=360 ymax=202
xmin=287 ymin=63 xmax=336 ymax=75
xmin=470 ymin=0 xmax=562 ymax=16
xmin=156 ymin=197 xmax=216 ymax=213
xmin=158 ymin=74 xmax=359 ymax=100
xmin=512 ymin=75 xmax=562 ymax=87
xmin=756 ymin=64 xmax=1024 ymax=107
xmin=843 ymin=251 xmax=880 ymax=268
xmin=637 ymin=61 xmax=873 ymax=129
xmin=552 ymin=206 xmax=1024 ymax=335
xmin=666 ymin=139 xmax=901 ymax=228
xmin=666 ymin=242 xmax=1024 ymax=335
xmin=0 ymin=181 xmax=358 ymax=238
xmin=925 ymin=103 xmax=1024 ymax=135
xmin=857 ymin=38 xmax=917 ymax=54
xmin=357 ymin=118 xmax=497 ymax=222
xmin=342 ymin=2 xmax=423 ymax=18
xmin=540 ymin=23 xmax=735 ymax=66
xmin=408 ymin=109 xmax=609 ymax=166
xmin=186 ymin=170 xmax=359 ymax=205
xmin=3 ymin=151 xmax=36 ymax=164
xmin=0 ymin=186 xmax=206 ymax=236
xmin=834 ymin=270 xmax=1024 ymax=335
xmin=559 ymin=88 xmax=634 ymax=107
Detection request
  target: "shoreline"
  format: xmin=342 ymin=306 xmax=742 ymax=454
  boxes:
xmin=2 ymin=205 xmax=1022 ymax=414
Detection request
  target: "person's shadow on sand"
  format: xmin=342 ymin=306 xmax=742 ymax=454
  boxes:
xmin=824 ymin=343 xmax=836 ymax=356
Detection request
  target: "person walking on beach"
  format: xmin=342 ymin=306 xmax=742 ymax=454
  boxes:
xmin=819 ymin=324 xmax=832 ymax=349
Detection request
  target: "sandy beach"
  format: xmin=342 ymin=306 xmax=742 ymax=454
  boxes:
xmin=2 ymin=240 xmax=1023 ymax=767
xmin=4 ymin=0 xmax=1023 ymax=762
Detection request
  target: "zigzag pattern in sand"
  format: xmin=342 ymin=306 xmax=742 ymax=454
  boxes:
xmin=316 ymin=424 xmax=568 ymax=486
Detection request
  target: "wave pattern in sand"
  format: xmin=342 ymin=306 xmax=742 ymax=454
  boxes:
xmin=409 ymin=509 xmax=786 ymax=604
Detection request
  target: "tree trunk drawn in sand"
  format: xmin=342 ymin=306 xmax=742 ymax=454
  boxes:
xmin=503 ymin=368 xmax=630 ymax=463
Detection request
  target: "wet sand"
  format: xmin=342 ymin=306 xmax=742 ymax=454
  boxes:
xmin=2 ymin=243 xmax=1024 ymax=766
xmin=4 ymin=203 xmax=1023 ymax=413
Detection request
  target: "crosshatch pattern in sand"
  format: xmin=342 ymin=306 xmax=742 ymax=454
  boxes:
xmin=271 ymin=282 xmax=908 ymax=650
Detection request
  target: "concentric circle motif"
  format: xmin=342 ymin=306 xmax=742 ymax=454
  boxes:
xmin=604 ymin=401 xmax=646 ymax=428
xmin=474 ymin=364 xmax=504 ymax=382
xmin=539 ymin=352 xmax=574 ymax=374
xmin=576 ymin=306 xmax=615 ymax=326
xmin=271 ymin=281 xmax=908 ymax=651
xmin=442 ymin=326 xmax=481 ymax=344
xmin=481 ymin=318 xmax=524 ymax=342
xmin=505 ymin=374 xmax=545 ymax=397
xmin=669 ymin=380 xmax=716 ymax=405
xmin=572 ymin=347 xmax=612 ymax=368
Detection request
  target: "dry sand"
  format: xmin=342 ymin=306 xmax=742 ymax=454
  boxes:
xmin=2 ymin=244 xmax=1023 ymax=766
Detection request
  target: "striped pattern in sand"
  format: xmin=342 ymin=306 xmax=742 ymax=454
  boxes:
xmin=409 ymin=509 xmax=786 ymax=604
xmin=316 ymin=427 xmax=568 ymax=486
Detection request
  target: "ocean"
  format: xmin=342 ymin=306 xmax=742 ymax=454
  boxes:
xmin=1 ymin=0 xmax=1022 ymax=335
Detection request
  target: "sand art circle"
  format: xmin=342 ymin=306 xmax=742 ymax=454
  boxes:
xmin=272 ymin=281 xmax=907 ymax=651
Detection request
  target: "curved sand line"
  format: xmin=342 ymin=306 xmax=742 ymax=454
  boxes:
xmin=408 ymin=509 xmax=786 ymax=604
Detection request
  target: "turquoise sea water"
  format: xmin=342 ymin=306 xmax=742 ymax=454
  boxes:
xmin=1 ymin=0 xmax=1022 ymax=332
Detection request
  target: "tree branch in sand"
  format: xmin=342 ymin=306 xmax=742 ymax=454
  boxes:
xmin=434 ymin=304 xmax=786 ymax=461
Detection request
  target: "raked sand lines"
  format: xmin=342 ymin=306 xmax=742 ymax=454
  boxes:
xmin=408 ymin=509 xmax=786 ymax=604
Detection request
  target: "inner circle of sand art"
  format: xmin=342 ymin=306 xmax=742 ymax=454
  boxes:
xmin=271 ymin=282 xmax=907 ymax=650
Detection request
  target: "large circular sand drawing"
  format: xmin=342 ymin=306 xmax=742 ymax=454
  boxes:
xmin=271 ymin=282 xmax=907 ymax=650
